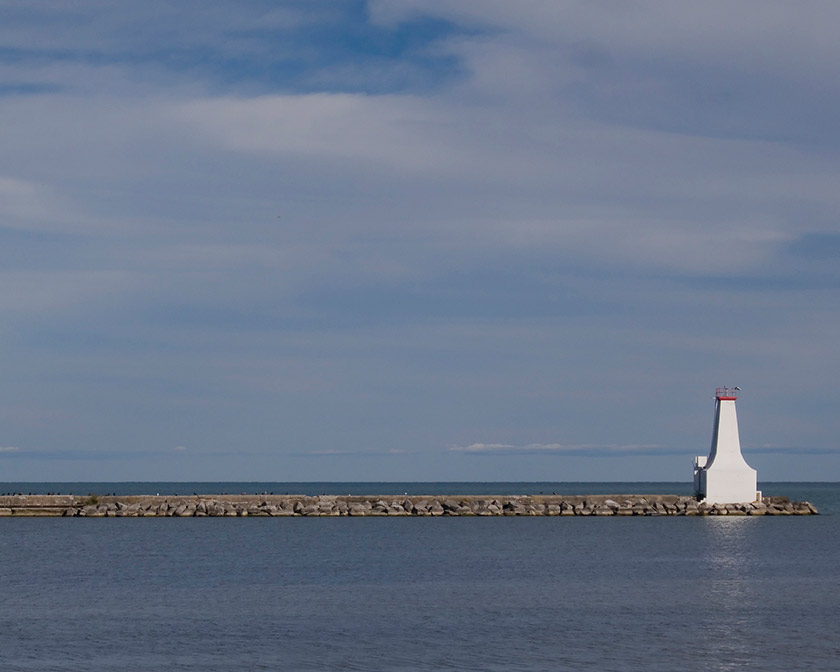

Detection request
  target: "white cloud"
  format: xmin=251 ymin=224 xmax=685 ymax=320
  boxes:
xmin=302 ymin=448 xmax=414 ymax=456
xmin=452 ymin=443 xmax=515 ymax=453
xmin=173 ymin=93 xmax=476 ymax=175
xmin=371 ymin=0 xmax=840 ymax=83
xmin=451 ymin=442 xmax=667 ymax=454
xmin=165 ymin=88 xmax=824 ymax=278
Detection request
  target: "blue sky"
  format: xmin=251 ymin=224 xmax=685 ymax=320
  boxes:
xmin=1 ymin=0 xmax=838 ymax=482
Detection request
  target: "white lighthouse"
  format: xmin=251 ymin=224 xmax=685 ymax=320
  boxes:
xmin=693 ymin=387 xmax=758 ymax=504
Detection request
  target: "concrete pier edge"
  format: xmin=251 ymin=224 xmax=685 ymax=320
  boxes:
xmin=0 ymin=494 xmax=818 ymax=517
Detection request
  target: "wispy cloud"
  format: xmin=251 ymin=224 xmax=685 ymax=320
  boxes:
xmin=452 ymin=442 xmax=840 ymax=457
xmin=451 ymin=443 xmax=670 ymax=456
xmin=743 ymin=445 xmax=840 ymax=455
xmin=0 ymin=447 xmax=235 ymax=460
xmin=292 ymin=448 xmax=416 ymax=457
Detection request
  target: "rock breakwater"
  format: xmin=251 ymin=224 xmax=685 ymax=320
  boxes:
xmin=0 ymin=494 xmax=818 ymax=517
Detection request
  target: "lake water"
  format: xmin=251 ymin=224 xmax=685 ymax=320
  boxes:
xmin=1 ymin=482 xmax=838 ymax=671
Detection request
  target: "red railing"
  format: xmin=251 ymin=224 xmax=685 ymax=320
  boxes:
xmin=716 ymin=386 xmax=739 ymax=399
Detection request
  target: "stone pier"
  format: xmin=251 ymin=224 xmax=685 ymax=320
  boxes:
xmin=0 ymin=494 xmax=819 ymax=517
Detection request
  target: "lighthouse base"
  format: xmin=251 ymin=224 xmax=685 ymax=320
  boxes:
xmin=695 ymin=464 xmax=757 ymax=505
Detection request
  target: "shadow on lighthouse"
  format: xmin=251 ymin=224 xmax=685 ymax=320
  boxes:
xmin=693 ymin=387 xmax=759 ymax=505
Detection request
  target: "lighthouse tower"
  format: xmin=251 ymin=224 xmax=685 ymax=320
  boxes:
xmin=693 ymin=387 xmax=758 ymax=504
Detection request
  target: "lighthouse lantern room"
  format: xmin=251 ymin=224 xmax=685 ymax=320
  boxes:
xmin=693 ymin=387 xmax=758 ymax=504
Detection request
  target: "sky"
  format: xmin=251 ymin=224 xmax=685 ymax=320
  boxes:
xmin=1 ymin=0 xmax=838 ymax=482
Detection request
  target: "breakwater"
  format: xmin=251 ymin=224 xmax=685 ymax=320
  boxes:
xmin=0 ymin=493 xmax=818 ymax=516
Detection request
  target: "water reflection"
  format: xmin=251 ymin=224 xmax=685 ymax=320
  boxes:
xmin=705 ymin=516 xmax=754 ymax=565
xmin=694 ymin=518 xmax=762 ymax=670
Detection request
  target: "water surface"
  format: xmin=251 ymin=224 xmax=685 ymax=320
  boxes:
xmin=1 ymin=483 xmax=838 ymax=671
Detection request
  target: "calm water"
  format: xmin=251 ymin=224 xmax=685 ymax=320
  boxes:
xmin=2 ymin=483 xmax=839 ymax=671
